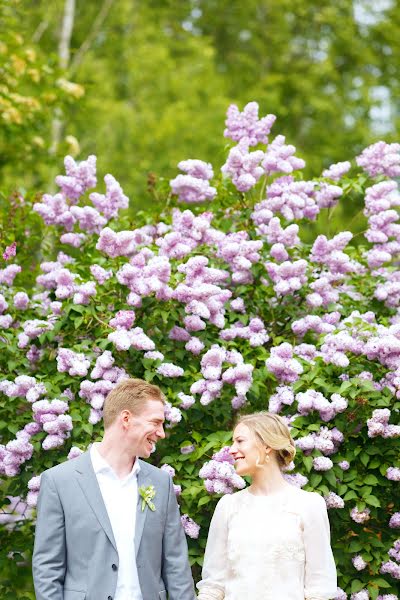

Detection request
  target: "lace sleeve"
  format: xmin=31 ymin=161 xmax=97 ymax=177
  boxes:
xmin=303 ymin=493 xmax=337 ymax=600
xmin=196 ymin=495 xmax=231 ymax=600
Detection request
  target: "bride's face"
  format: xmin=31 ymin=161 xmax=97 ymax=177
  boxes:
xmin=230 ymin=423 xmax=265 ymax=477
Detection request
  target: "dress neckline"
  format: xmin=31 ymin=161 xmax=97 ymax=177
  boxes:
xmin=245 ymin=484 xmax=295 ymax=499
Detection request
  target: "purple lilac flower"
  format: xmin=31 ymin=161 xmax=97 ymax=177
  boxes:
xmin=350 ymin=591 xmax=369 ymax=600
xmin=55 ymin=154 xmax=97 ymax=200
xmin=164 ymin=401 xmax=182 ymax=425
xmin=335 ymin=587 xmax=347 ymax=600
xmin=325 ymin=492 xmax=345 ymax=509
xmin=181 ymin=514 xmax=200 ymax=539
xmin=26 ymin=475 xmax=41 ymax=507
xmin=178 ymin=392 xmax=195 ymax=409
xmin=57 ymin=348 xmax=90 ymax=377
xmin=350 ymin=507 xmax=371 ymax=524
xmin=262 ymin=135 xmax=305 ymax=175
xmin=380 ymin=560 xmax=400 ymax=580
xmin=221 ymin=138 xmax=264 ymax=192
xmin=3 ymin=242 xmax=17 ymax=261
xmin=386 ymin=467 xmax=400 ymax=481
xmin=266 ymin=343 xmax=303 ymax=383
xmin=264 ymin=259 xmax=308 ymax=296
xmin=181 ymin=444 xmax=195 ymax=455
xmin=90 ymin=174 xmax=129 ymax=219
xmin=352 ymin=555 xmax=368 ymax=571
xmin=313 ymin=456 xmax=333 ymax=471
xmin=283 ymin=473 xmax=308 ymax=488
xmin=322 ymin=161 xmax=351 ymax=181
xmin=389 ymin=513 xmax=400 ymax=528
xmin=0 ymin=264 xmax=21 ymax=286
xmin=356 ymin=141 xmax=400 ymax=178
xmin=170 ymin=174 xmax=217 ymax=204
xmin=177 ymin=159 xmax=214 ymax=180
xmin=67 ymin=446 xmax=83 ymax=460
xmin=265 ymin=176 xmax=318 ymax=221
xmin=224 ymin=101 xmax=276 ymax=146
xmin=13 ymin=292 xmax=29 ymax=310
xmin=339 ymin=460 xmax=350 ymax=471
xmin=157 ymin=363 xmax=184 ymax=378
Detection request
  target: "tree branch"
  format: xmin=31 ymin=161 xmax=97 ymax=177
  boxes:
xmin=70 ymin=0 xmax=115 ymax=75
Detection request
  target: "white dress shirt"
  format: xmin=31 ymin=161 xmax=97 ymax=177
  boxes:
xmin=91 ymin=443 xmax=143 ymax=600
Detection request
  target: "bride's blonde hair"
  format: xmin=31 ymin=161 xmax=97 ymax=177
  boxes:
xmin=236 ymin=411 xmax=296 ymax=468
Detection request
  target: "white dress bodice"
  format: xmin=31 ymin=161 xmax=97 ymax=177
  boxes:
xmin=197 ymin=486 xmax=337 ymax=600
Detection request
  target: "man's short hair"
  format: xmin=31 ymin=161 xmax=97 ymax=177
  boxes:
xmin=103 ymin=378 xmax=165 ymax=428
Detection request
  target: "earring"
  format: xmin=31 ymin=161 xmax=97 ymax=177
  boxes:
xmin=265 ymin=453 xmax=270 ymax=464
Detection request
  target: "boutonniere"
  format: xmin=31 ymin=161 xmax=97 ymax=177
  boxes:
xmin=139 ymin=484 xmax=156 ymax=511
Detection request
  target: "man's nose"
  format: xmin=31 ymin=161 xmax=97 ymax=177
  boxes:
xmin=157 ymin=425 xmax=166 ymax=439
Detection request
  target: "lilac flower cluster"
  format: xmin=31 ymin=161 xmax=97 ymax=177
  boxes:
xmin=363 ymin=181 xmax=400 ymax=269
xmin=292 ymin=312 xmax=341 ymax=337
xmin=221 ymin=138 xmax=265 ymax=192
xmin=224 ymin=101 xmax=276 ymax=146
xmin=2 ymin=241 xmax=17 ymax=261
xmin=170 ymin=159 xmax=216 ymax=204
xmin=0 ymin=375 xmax=46 ymax=403
xmin=296 ymin=425 xmax=344 ymax=457
xmin=56 ymin=348 xmax=91 ymax=377
xmin=389 ymin=513 xmax=400 ymax=529
xmin=265 ymin=343 xmax=303 ymax=383
xmin=89 ymin=174 xmax=129 ymax=219
xmin=262 ymin=135 xmax=305 ymax=175
xmin=181 ymin=514 xmax=200 ymax=538
xmin=325 ymin=492 xmax=345 ymax=509
xmin=352 ymin=555 xmax=368 ymax=571
xmin=295 ymin=391 xmax=348 ymax=422
xmin=350 ymin=591 xmax=369 ymax=600
xmin=117 ymin=251 xmax=172 ymax=306
xmin=157 ymin=209 xmax=219 ymax=260
xmin=160 ymin=463 xmax=182 ymax=497
xmin=264 ymin=259 xmax=308 ymax=296
xmin=199 ymin=446 xmax=246 ymax=494
xmin=55 ymin=154 xmax=97 ymax=200
xmin=268 ymin=386 xmax=295 ymax=413
xmin=220 ymin=317 xmax=269 ymax=347
xmin=174 ymin=256 xmax=231 ymax=329
xmin=0 ymin=430 xmax=34 ymax=476
xmin=26 ymin=475 xmax=41 ymax=507
xmin=310 ymin=232 xmax=357 ymax=275
xmin=356 ymin=141 xmax=400 ymax=178
xmin=0 ymin=263 xmax=21 ymax=286
xmin=216 ymin=231 xmax=263 ymax=284
xmin=367 ymin=409 xmax=400 ymax=439
xmin=265 ymin=176 xmax=318 ymax=221
xmin=350 ymin=507 xmax=371 ymax=524
xmin=32 ymin=399 xmax=72 ymax=450
xmin=322 ymin=161 xmax=351 ymax=181
xmin=177 ymin=392 xmax=195 ymax=410
xmin=18 ymin=318 xmax=54 ymax=349
xmin=386 ymin=467 xmax=400 ymax=481
xmin=108 ymin=327 xmax=155 ymax=352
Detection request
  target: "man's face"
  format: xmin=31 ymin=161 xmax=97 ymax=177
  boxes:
xmin=128 ymin=399 xmax=166 ymax=458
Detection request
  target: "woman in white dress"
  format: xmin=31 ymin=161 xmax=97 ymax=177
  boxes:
xmin=197 ymin=412 xmax=337 ymax=600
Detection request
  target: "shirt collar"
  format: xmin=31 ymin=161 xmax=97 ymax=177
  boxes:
xmin=91 ymin=442 xmax=141 ymax=481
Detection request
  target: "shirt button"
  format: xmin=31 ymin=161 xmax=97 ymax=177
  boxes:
xmin=108 ymin=596 xmax=112 ymax=600
xmin=112 ymin=564 xmax=117 ymax=571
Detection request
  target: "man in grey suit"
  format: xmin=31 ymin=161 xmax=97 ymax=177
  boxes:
xmin=33 ymin=378 xmax=196 ymax=600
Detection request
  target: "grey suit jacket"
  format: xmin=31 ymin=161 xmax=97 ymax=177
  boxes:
xmin=32 ymin=452 xmax=196 ymax=600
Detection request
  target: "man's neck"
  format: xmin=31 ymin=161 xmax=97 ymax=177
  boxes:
xmin=97 ymin=437 xmax=137 ymax=479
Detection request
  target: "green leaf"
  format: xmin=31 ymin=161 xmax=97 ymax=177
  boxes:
xmin=365 ymin=495 xmax=380 ymax=508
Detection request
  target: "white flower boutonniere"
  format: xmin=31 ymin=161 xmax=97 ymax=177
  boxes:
xmin=139 ymin=484 xmax=156 ymax=511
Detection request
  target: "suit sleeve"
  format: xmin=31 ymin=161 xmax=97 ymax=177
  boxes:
xmin=32 ymin=471 xmax=66 ymax=600
xmin=161 ymin=476 xmax=196 ymax=600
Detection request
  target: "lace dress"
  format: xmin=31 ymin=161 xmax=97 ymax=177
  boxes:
xmin=197 ymin=486 xmax=337 ymax=600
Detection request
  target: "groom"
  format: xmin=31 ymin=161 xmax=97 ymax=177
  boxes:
xmin=33 ymin=378 xmax=196 ymax=600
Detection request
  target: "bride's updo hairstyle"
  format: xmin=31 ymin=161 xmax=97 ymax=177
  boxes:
xmin=236 ymin=411 xmax=296 ymax=469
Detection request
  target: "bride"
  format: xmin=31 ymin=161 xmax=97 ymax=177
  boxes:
xmin=197 ymin=412 xmax=337 ymax=600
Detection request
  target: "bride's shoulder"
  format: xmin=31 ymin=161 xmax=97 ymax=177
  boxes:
xmin=290 ymin=486 xmax=327 ymax=510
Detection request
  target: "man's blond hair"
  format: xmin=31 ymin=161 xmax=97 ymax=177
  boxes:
xmin=103 ymin=378 xmax=165 ymax=428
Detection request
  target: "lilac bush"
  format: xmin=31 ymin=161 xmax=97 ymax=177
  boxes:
xmin=1 ymin=101 xmax=400 ymax=599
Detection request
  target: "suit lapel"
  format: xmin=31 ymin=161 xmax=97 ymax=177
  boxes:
xmin=135 ymin=461 xmax=152 ymax=556
xmin=74 ymin=452 xmax=117 ymax=551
